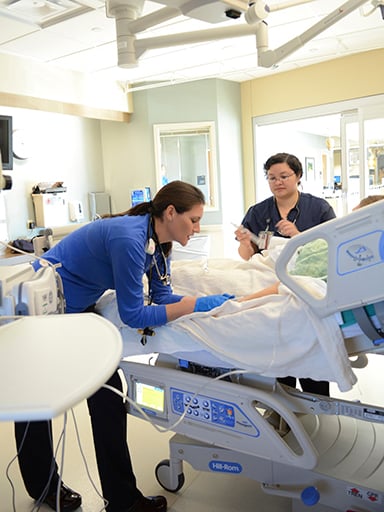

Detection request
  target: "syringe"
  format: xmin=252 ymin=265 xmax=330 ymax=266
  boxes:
xmin=231 ymin=222 xmax=260 ymax=245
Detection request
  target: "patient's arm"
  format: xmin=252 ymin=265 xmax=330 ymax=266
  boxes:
xmin=237 ymin=282 xmax=280 ymax=303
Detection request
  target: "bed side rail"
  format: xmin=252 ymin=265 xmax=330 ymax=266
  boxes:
xmin=276 ymin=200 xmax=384 ymax=319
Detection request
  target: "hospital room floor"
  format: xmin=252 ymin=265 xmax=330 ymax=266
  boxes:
xmin=0 ymin=400 xmax=291 ymax=512
xmin=1 ymin=355 xmax=383 ymax=512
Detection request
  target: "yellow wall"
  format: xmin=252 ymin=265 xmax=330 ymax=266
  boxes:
xmin=240 ymin=48 xmax=384 ymax=208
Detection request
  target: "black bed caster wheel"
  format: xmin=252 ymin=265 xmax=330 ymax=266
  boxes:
xmin=155 ymin=459 xmax=185 ymax=492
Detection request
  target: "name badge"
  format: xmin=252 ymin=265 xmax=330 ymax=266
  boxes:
xmin=257 ymin=230 xmax=274 ymax=250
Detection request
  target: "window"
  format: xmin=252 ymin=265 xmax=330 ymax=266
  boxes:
xmin=153 ymin=122 xmax=218 ymax=210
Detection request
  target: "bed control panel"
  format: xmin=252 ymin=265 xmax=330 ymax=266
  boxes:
xmin=170 ymin=387 xmax=260 ymax=437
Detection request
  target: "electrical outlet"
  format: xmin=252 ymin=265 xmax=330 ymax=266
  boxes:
xmin=27 ymin=220 xmax=35 ymax=229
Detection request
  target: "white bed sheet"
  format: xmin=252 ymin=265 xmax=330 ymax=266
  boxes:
xmin=96 ymin=239 xmax=357 ymax=392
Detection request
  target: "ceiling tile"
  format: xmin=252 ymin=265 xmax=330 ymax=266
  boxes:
xmin=0 ymin=0 xmax=382 ymax=87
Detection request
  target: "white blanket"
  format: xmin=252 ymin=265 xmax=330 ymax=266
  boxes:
xmin=97 ymin=240 xmax=357 ymax=392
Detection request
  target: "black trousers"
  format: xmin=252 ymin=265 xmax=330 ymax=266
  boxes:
xmin=278 ymin=376 xmax=330 ymax=397
xmin=15 ymin=369 xmax=142 ymax=511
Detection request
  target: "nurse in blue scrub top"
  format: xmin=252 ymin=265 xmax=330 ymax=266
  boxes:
xmin=14 ymin=180 xmax=233 ymax=512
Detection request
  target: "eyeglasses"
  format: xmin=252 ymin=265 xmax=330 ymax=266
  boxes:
xmin=266 ymin=172 xmax=295 ymax=183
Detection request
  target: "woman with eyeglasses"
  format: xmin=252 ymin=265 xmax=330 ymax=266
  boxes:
xmin=235 ymin=152 xmax=336 ymax=261
xmin=235 ymin=153 xmax=335 ymax=398
xmin=14 ymin=180 xmax=233 ymax=512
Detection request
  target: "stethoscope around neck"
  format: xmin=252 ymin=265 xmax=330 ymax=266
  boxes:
xmin=271 ymin=197 xmax=301 ymax=236
xmin=145 ymin=215 xmax=171 ymax=287
xmin=139 ymin=215 xmax=172 ymax=347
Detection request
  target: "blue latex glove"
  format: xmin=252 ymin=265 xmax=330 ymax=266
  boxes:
xmin=194 ymin=293 xmax=235 ymax=312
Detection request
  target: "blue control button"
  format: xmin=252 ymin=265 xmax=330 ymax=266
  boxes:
xmin=301 ymin=486 xmax=320 ymax=506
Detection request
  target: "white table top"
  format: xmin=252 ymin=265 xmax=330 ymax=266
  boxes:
xmin=0 ymin=313 xmax=122 ymax=421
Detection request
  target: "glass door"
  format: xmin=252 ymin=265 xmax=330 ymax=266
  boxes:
xmin=341 ymin=112 xmax=360 ymax=213
xmin=341 ymin=110 xmax=384 ymax=213
xmin=253 ymin=95 xmax=384 ymax=216
xmin=365 ymin=118 xmax=384 ymax=195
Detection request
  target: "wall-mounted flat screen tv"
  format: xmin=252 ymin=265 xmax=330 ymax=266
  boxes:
xmin=0 ymin=115 xmax=13 ymax=170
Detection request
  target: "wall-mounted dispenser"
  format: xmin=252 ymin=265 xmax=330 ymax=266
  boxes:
xmin=69 ymin=200 xmax=84 ymax=222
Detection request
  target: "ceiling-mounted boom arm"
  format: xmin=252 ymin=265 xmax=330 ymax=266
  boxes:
xmin=107 ymin=0 xmax=371 ymax=70
xmin=257 ymin=0 xmax=370 ymax=68
xmin=135 ymin=23 xmax=264 ymax=59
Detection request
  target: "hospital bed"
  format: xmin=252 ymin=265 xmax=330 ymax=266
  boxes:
xmin=102 ymin=200 xmax=384 ymax=512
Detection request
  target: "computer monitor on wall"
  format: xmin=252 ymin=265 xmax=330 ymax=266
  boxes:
xmin=0 ymin=115 xmax=13 ymax=171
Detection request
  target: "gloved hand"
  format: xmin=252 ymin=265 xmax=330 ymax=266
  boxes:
xmin=194 ymin=293 xmax=235 ymax=312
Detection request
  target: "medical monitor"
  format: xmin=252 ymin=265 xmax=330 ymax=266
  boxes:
xmin=131 ymin=187 xmax=151 ymax=207
xmin=334 ymin=175 xmax=342 ymax=190
xmin=0 ymin=115 xmax=13 ymax=171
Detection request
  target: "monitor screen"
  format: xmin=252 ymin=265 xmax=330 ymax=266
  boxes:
xmin=135 ymin=381 xmax=165 ymax=413
xmin=131 ymin=187 xmax=151 ymax=207
xmin=0 ymin=115 xmax=13 ymax=171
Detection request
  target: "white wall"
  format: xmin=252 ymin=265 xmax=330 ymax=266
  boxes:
xmin=99 ymin=79 xmax=244 ymax=258
xmin=1 ymin=77 xmax=244 ymax=259
xmin=1 ymin=106 xmax=105 ymax=240
xmin=1 ymin=78 xmax=244 ymax=260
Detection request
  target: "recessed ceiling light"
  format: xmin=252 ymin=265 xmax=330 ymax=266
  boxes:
xmin=0 ymin=0 xmax=101 ymax=27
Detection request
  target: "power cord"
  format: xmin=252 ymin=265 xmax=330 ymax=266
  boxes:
xmin=6 ymin=408 xmax=108 ymax=512
xmin=6 ymin=421 xmax=33 ymax=512
xmin=69 ymin=408 xmax=109 ymax=512
xmin=0 ymin=238 xmax=59 ymax=271
xmin=32 ymin=414 xmax=67 ymax=512
xmin=6 ymin=419 xmax=64 ymax=512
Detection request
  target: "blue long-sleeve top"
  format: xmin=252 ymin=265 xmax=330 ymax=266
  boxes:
xmin=33 ymin=214 xmax=183 ymax=328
